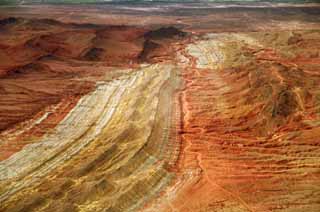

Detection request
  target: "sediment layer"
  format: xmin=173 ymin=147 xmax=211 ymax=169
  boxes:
xmin=0 ymin=6 xmax=320 ymax=212
xmin=0 ymin=63 xmax=182 ymax=212
xmin=152 ymin=31 xmax=320 ymax=212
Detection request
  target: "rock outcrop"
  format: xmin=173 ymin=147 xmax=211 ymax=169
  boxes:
xmin=0 ymin=5 xmax=320 ymax=212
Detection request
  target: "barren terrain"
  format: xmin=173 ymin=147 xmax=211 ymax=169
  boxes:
xmin=0 ymin=3 xmax=320 ymax=212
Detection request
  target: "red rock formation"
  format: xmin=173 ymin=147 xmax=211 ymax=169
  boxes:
xmin=0 ymin=6 xmax=320 ymax=211
xmin=159 ymin=32 xmax=320 ymax=211
xmin=0 ymin=18 xmax=184 ymax=162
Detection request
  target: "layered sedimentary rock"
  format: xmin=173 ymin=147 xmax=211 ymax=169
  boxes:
xmin=0 ymin=5 xmax=320 ymax=212
xmin=0 ymin=17 xmax=184 ymax=211
xmin=149 ymin=31 xmax=320 ymax=211
xmin=0 ymin=63 xmax=182 ymax=211
xmin=0 ymin=17 xmax=184 ymax=160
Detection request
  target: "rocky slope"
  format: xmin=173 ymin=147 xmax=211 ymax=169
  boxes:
xmin=0 ymin=17 xmax=183 ymax=135
xmin=0 ymin=17 xmax=185 ymax=212
xmin=0 ymin=6 xmax=320 ymax=212
xmin=150 ymin=31 xmax=320 ymax=211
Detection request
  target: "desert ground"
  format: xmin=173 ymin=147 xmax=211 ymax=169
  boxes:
xmin=0 ymin=3 xmax=320 ymax=212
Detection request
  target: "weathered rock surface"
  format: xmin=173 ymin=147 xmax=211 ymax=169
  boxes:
xmin=149 ymin=31 xmax=320 ymax=212
xmin=0 ymin=5 xmax=320 ymax=212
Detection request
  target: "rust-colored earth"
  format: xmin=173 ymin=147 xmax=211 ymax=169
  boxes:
xmin=0 ymin=4 xmax=320 ymax=212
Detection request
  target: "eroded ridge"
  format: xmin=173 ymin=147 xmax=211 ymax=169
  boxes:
xmin=154 ymin=31 xmax=320 ymax=212
xmin=0 ymin=13 xmax=320 ymax=212
xmin=0 ymin=63 xmax=183 ymax=212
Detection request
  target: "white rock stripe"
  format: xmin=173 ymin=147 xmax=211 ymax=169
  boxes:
xmin=0 ymin=71 xmax=140 ymax=203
